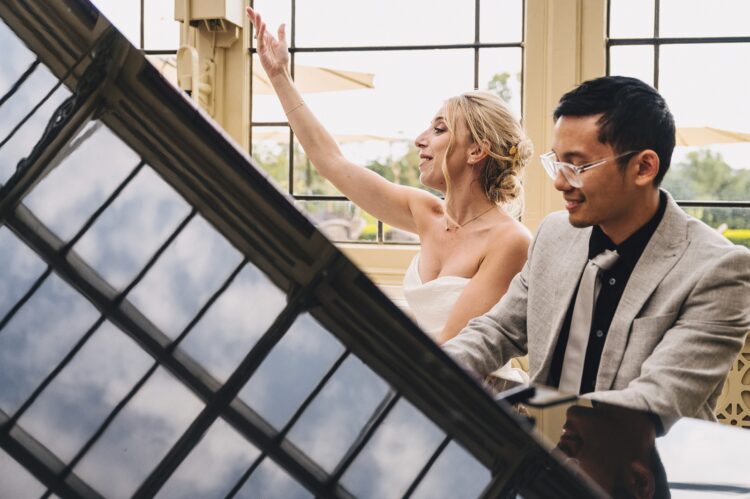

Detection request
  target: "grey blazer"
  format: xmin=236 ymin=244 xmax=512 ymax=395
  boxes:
xmin=443 ymin=193 xmax=750 ymax=430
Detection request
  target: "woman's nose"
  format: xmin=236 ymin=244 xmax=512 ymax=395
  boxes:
xmin=414 ymin=131 xmax=427 ymax=148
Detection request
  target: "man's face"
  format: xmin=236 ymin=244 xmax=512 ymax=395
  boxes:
xmin=551 ymin=114 xmax=638 ymax=238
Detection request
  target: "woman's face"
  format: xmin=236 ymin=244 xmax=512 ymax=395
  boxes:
xmin=414 ymin=105 xmax=473 ymax=192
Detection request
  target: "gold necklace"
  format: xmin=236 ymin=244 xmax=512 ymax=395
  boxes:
xmin=445 ymin=205 xmax=495 ymax=231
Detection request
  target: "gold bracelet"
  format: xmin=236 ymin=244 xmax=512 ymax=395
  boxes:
xmin=285 ymin=101 xmax=305 ymax=116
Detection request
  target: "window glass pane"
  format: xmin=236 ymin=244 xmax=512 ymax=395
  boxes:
xmin=72 ymin=166 xmax=191 ymax=291
xmin=0 ymin=273 xmax=99 ymax=415
xmin=678 ymin=207 xmax=749 ymax=246
xmin=295 ymin=200 xmax=376 ymax=243
xmin=340 ymin=399 xmax=445 ymax=498
xmin=410 ymin=441 xmax=490 ymax=499
xmin=251 ymin=126 xmax=291 ymax=192
xmin=127 ymin=215 xmax=243 ymax=338
xmin=179 ymin=263 xmax=287 ymax=383
xmin=235 ymin=457 xmax=312 ymax=499
xmin=90 ymin=0 xmax=140 ymax=47
xmin=251 ymin=0 xmax=291 ymax=37
xmin=293 ymin=50 xmax=474 ymax=143
xmin=660 ymin=0 xmax=750 ymax=38
xmin=239 ymin=313 xmax=345 ymax=429
xmin=156 ymin=418 xmax=261 ymax=499
xmin=477 ymin=47 xmax=523 ymax=119
xmin=17 ymin=321 xmax=153 ymax=463
xmin=0 ymin=449 xmax=46 ymax=498
xmin=72 ymin=367 xmax=204 ymax=498
xmin=144 ymin=0 xmax=179 ymax=51
xmin=608 ymin=45 xmax=654 ymax=86
xmin=383 ymin=223 xmax=420 ymax=243
xmin=251 ymin=56 xmax=286 ymax=123
xmin=665 ymin=149 xmax=750 ymax=203
xmin=295 ymin=0 xmax=474 ymax=47
xmin=0 ymin=64 xmax=71 ymax=183
xmin=0 ymin=227 xmax=46 ymax=320
xmin=608 ymin=0 xmax=654 ymax=38
xmin=23 ymin=122 xmax=140 ymax=242
xmin=660 ymin=44 xmax=750 ymax=131
xmin=0 ymin=20 xmax=35 ymax=95
xmin=292 ymin=145 xmax=337 ymax=197
xmin=659 ymin=44 xmax=750 ymax=200
xmin=147 ymin=54 xmax=179 ymax=90
xmin=287 ymin=356 xmax=390 ymax=472
xmin=480 ymin=0 xmax=523 ymax=44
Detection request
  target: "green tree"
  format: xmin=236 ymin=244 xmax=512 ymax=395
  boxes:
xmin=487 ymin=71 xmax=512 ymax=103
xmin=662 ymin=149 xmax=750 ymax=230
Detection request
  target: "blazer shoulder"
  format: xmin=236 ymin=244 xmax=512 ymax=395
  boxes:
xmin=686 ymin=216 xmax=750 ymax=256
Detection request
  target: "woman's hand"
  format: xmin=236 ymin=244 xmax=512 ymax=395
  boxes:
xmin=246 ymin=6 xmax=289 ymax=79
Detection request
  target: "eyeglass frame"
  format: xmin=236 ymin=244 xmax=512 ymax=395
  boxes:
xmin=539 ymin=150 xmax=639 ymax=188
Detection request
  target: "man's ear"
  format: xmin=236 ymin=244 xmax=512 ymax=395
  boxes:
xmin=468 ymin=140 xmax=490 ymax=165
xmin=627 ymin=461 xmax=656 ymax=499
xmin=633 ymin=149 xmax=660 ymax=187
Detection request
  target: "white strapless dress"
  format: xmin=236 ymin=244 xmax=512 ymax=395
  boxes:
xmin=402 ymin=253 xmax=528 ymax=383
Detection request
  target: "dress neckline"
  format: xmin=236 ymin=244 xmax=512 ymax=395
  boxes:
xmin=412 ymin=253 xmax=471 ymax=286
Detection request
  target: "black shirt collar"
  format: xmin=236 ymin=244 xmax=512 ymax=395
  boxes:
xmin=588 ymin=191 xmax=668 ymax=269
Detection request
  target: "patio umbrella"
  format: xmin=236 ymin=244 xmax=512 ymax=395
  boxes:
xmin=675 ymin=127 xmax=750 ymax=146
xmin=251 ymin=130 xmax=406 ymax=143
xmin=252 ymin=56 xmax=374 ymax=94
xmin=146 ymin=55 xmax=374 ymax=94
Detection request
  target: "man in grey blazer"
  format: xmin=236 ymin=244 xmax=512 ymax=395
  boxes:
xmin=443 ymin=76 xmax=750 ymax=432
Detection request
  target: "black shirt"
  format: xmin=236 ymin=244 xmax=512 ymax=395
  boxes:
xmin=548 ymin=191 xmax=668 ymax=394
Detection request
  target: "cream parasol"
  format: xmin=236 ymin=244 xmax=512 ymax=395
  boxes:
xmin=147 ymin=54 xmax=374 ymax=94
xmin=675 ymin=127 xmax=750 ymax=147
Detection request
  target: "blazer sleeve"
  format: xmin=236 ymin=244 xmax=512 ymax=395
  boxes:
xmin=587 ymin=246 xmax=750 ymax=433
xmin=440 ymin=217 xmax=548 ymax=377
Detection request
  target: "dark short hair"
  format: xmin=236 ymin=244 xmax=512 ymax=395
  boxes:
xmin=553 ymin=76 xmax=676 ymax=186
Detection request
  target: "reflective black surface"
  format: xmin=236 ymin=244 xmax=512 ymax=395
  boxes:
xmin=4 ymin=2 xmax=747 ymax=498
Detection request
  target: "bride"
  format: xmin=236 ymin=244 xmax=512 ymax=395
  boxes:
xmin=247 ymin=8 xmax=532 ymax=377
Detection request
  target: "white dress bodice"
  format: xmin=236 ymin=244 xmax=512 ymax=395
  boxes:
xmin=402 ymin=253 xmax=470 ymax=341
xmin=402 ymin=253 xmax=529 ymax=383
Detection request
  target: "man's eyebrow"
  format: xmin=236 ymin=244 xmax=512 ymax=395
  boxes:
xmin=553 ymin=149 xmax=589 ymax=162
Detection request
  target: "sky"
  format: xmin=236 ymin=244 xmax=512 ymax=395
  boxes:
xmin=89 ymin=0 xmax=750 ymax=170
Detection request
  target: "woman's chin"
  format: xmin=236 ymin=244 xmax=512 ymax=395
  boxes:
xmin=419 ymin=174 xmax=444 ymax=192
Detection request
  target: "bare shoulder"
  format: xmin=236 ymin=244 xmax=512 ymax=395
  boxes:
xmin=407 ymin=187 xmax=445 ymax=221
xmin=485 ymin=217 xmax=532 ymax=262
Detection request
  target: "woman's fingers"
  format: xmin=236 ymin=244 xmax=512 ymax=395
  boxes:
xmin=278 ymin=23 xmax=286 ymax=45
xmin=245 ymin=6 xmax=257 ymax=24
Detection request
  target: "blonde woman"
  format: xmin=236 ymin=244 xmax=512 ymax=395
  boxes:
xmin=248 ymin=8 xmax=532 ymax=352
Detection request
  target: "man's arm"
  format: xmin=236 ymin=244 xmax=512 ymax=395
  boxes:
xmin=441 ymin=217 xmax=551 ymax=377
xmin=587 ymin=247 xmax=750 ymax=432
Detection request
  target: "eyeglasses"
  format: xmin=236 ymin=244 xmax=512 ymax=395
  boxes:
xmin=539 ymin=150 xmax=638 ymax=188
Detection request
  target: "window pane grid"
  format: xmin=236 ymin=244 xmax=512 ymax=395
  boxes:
xmin=2 ymin=199 xmax=326 ymax=495
xmin=0 ymin=408 xmax=100 ymax=499
xmin=402 ymin=434 xmax=452 ymax=498
xmin=607 ymin=0 xmax=750 ymax=213
xmin=327 ymin=390 xmax=400 ymax=487
xmin=250 ymin=0 xmax=524 ymax=242
xmin=0 ymin=58 xmax=41 ymax=108
xmin=3 ymin=315 xmax=106 ymax=431
xmin=1 ymin=211 xmax=340 ymax=496
xmin=0 ymin=265 xmax=51 ymax=335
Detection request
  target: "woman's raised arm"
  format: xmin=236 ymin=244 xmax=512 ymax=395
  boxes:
xmin=247 ymin=7 xmax=433 ymax=233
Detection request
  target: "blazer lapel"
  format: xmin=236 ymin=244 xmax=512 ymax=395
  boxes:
xmin=534 ymin=226 xmax=591 ymax=383
xmin=596 ymin=195 xmax=690 ymax=390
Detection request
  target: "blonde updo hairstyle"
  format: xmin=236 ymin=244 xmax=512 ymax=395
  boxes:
xmin=441 ymin=90 xmax=532 ymax=216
